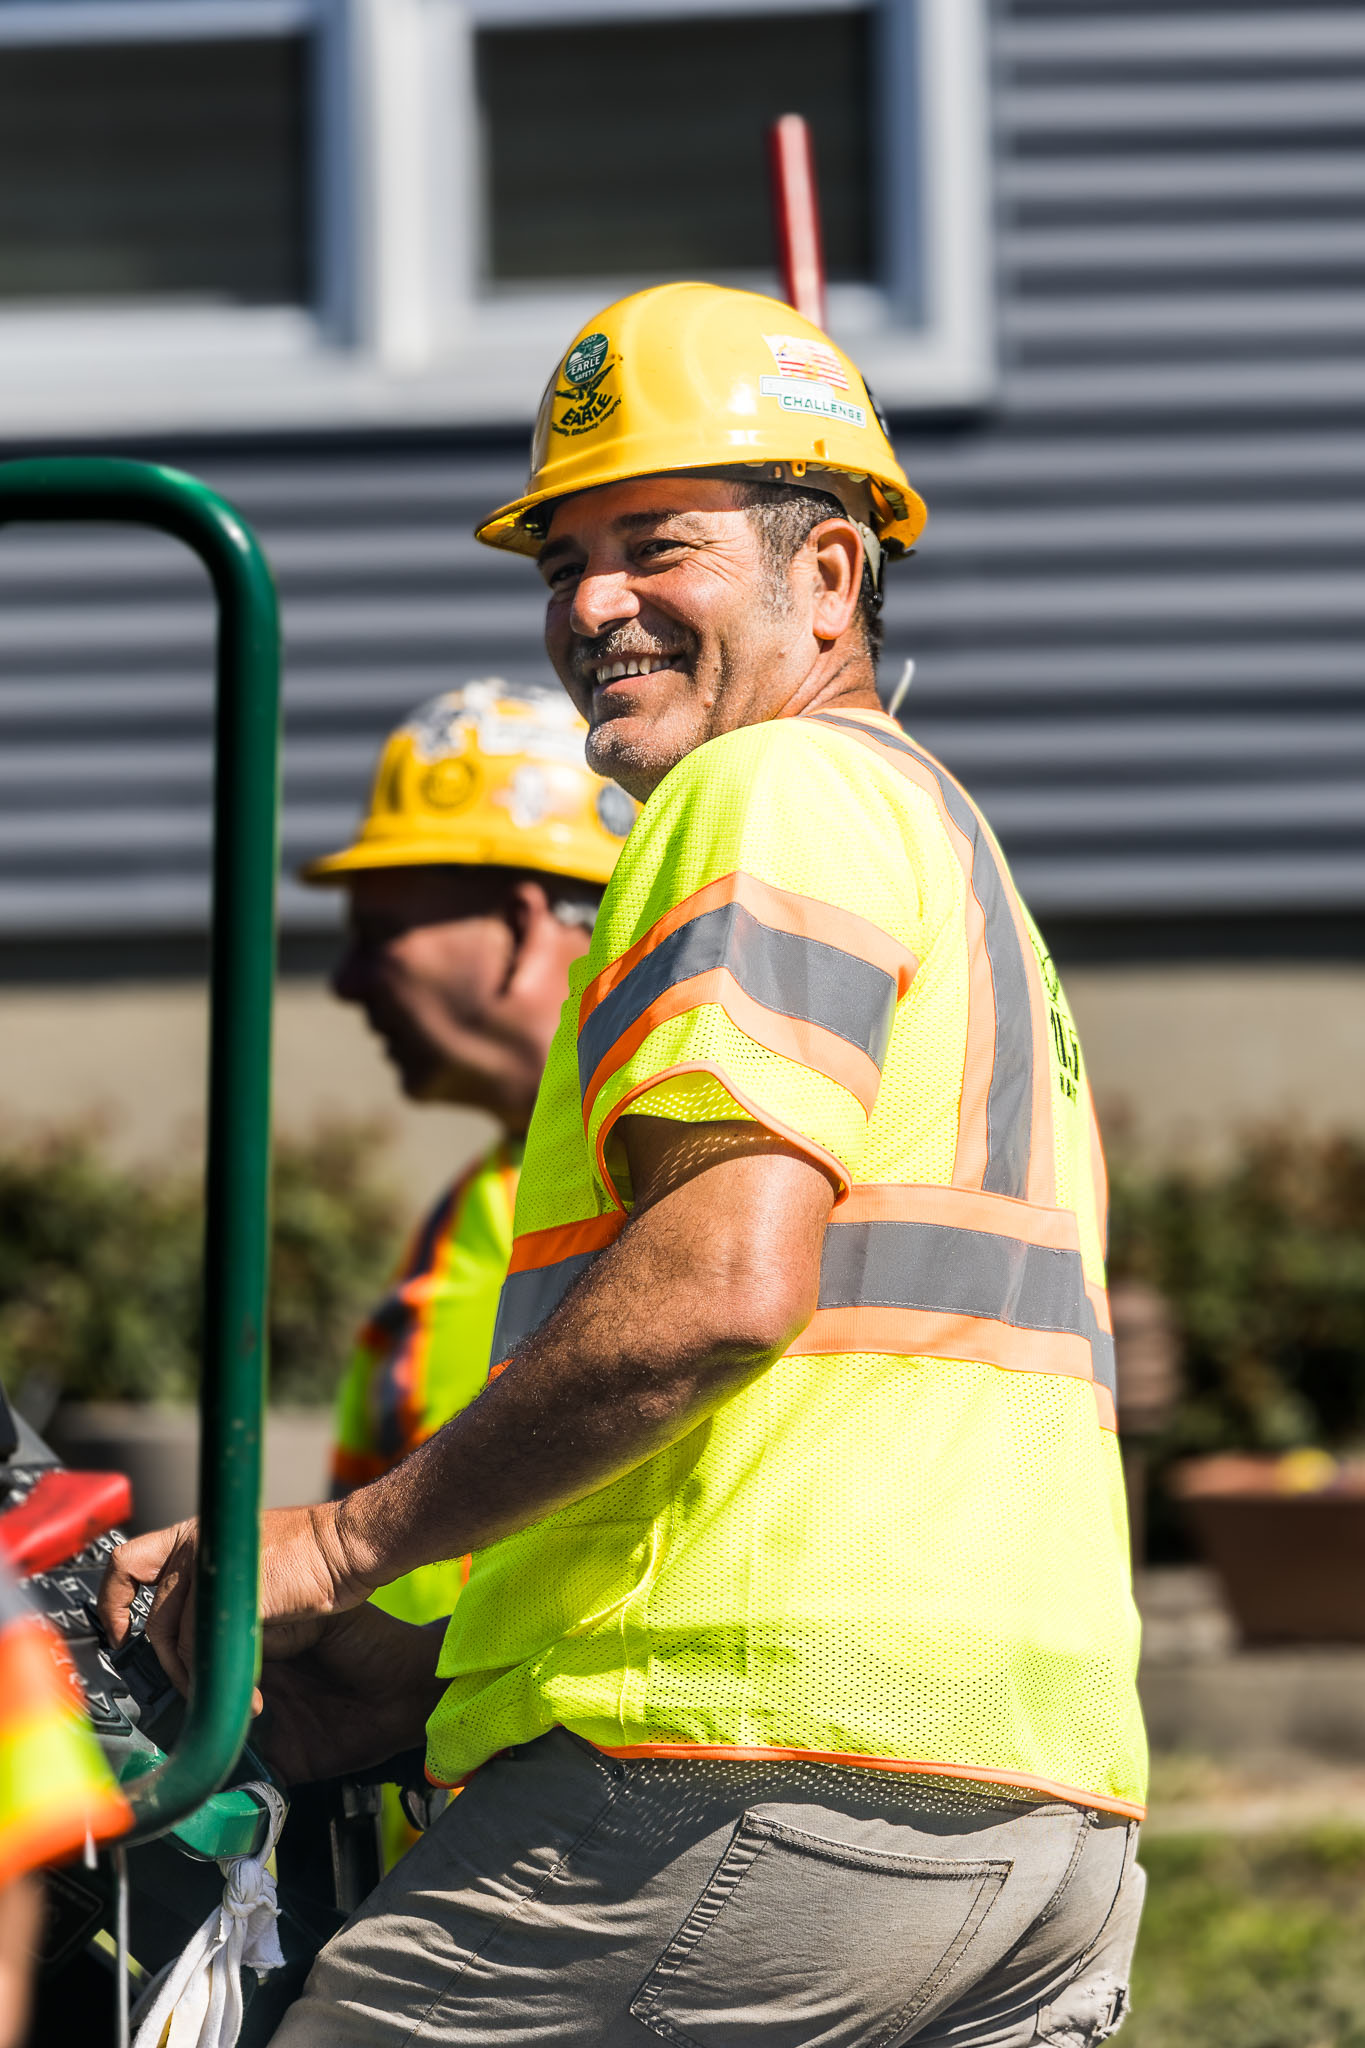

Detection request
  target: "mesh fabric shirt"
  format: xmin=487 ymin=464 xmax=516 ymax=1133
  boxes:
xmin=426 ymin=710 xmax=1147 ymax=1818
xmin=333 ymin=1139 xmax=520 ymax=1626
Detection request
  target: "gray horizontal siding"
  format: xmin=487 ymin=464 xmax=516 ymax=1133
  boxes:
xmin=0 ymin=0 xmax=1361 ymax=945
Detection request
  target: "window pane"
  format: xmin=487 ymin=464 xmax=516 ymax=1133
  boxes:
xmin=478 ymin=12 xmax=872 ymax=286
xmin=0 ymin=39 xmax=309 ymax=304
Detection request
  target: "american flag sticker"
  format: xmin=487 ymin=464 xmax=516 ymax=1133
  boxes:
xmin=762 ymin=333 xmax=851 ymax=391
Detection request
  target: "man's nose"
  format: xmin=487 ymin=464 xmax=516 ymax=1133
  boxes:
xmin=569 ymin=565 xmax=640 ymax=641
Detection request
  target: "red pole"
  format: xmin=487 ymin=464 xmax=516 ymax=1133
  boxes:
xmin=767 ymin=113 xmax=827 ymax=329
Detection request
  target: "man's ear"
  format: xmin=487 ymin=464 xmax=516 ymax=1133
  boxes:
xmin=807 ymin=519 xmax=864 ymax=643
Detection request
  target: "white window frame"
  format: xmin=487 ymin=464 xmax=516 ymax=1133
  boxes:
xmin=0 ymin=0 xmax=992 ymax=439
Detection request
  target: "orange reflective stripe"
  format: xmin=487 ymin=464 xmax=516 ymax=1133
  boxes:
xmin=578 ymin=870 xmax=916 ymax=1029
xmin=589 ymin=1740 xmax=1145 ymax=1822
xmin=492 ymin=1213 xmax=625 ymax=1365
xmin=811 ymin=713 xmax=1038 ymax=1202
xmin=505 ymin=1212 xmax=623 ymax=1275
xmin=581 ymin=967 xmax=884 ymax=1127
xmin=1088 ymin=1089 xmax=1110 ymax=1261
xmin=810 ymin=717 xmax=998 ymax=1187
xmin=1009 ymin=888 xmax=1058 ymax=1211
xmin=837 ymin=1183 xmax=1082 ymax=1252
xmin=799 ymin=1182 xmax=1117 ymax=1428
xmin=788 ymin=1306 xmax=1097 ymax=1381
xmin=592 ymin=1063 xmax=852 ymax=1216
xmin=388 ymin=1177 xmax=470 ymax=1455
xmin=790 ymin=1304 xmax=1116 ymax=1430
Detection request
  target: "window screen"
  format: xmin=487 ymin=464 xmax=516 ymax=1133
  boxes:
xmin=478 ymin=11 xmax=872 ymax=286
xmin=0 ymin=38 xmax=309 ymax=303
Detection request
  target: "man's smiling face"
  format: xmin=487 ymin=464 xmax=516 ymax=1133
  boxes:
xmin=538 ymin=477 xmax=807 ymax=802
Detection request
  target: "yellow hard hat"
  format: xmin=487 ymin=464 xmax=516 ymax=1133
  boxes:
xmin=475 ymin=281 xmax=927 ymax=561
xmin=301 ymin=679 xmax=637 ymax=888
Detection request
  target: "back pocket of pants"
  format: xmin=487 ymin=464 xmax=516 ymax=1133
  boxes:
xmin=630 ymin=1812 xmax=1009 ymax=2048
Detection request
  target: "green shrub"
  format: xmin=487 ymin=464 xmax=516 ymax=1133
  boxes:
xmin=1109 ymin=1131 xmax=1365 ymax=1456
xmin=0 ymin=1124 xmax=403 ymax=1412
xmin=1128 ymin=1827 xmax=1365 ymax=2047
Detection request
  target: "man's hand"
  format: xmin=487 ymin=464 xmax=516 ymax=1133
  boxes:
xmin=101 ymin=1118 xmax=835 ymax=1687
xmin=253 ymin=1606 xmax=448 ymax=1786
xmin=98 ymin=1502 xmax=378 ymax=1694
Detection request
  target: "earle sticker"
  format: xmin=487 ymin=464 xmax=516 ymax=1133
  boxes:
xmin=564 ymin=333 xmax=609 ymax=386
xmin=551 ymin=332 xmax=621 ymax=439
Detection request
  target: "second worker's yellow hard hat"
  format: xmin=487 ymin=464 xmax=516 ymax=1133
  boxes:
xmin=475 ymin=282 xmax=927 ymax=561
xmin=301 ymin=679 xmax=637 ymax=889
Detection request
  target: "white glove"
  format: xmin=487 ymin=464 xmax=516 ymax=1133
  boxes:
xmin=132 ymin=1782 xmax=288 ymax=2048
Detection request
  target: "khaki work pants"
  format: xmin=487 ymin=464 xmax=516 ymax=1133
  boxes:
xmin=270 ymin=1727 xmax=1144 ymax=2047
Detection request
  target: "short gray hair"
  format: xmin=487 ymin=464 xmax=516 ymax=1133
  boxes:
xmin=732 ymin=481 xmax=884 ymax=666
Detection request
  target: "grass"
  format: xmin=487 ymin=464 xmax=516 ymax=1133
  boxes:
xmin=1127 ymin=1824 xmax=1365 ymax=2046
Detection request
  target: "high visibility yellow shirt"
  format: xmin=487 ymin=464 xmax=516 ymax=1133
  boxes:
xmin=426 ymin=710 xmax=1147 ymax=1818
xmin=332 ymin=1139 xmax=521 ymax=1625
xmin=0 ymin=1563 xmax=130 ymax=1886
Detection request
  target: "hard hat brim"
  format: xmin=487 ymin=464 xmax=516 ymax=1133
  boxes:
xmin=299 ymin=835 xmax=620 ymax=888
xmin=476 ymin=461 xmax=927 ymax=560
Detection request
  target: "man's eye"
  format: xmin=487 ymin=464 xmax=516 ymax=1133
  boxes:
xmin=637 ymin=539 xmax=682 ymax=562
xmin=545 ymin=562 xmax=581 ymax=588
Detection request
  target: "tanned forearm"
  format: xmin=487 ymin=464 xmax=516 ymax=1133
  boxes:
xmin=99 ymin=1124 xmax=835 ymax=1672
xmin=328 ymin=1136 xmax=830 ymax=1597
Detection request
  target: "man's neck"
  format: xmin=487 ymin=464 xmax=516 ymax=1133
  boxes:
xmin=778 ymin=644 xmax=881 ymax=723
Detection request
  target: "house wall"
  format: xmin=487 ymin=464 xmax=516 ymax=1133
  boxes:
xmin=0 ymin=0 xmax=1361 ymax=1174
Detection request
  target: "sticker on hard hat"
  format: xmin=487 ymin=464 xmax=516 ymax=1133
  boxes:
xmin=421 ymin=757 xmax=479 ymax=811
xmin=552 ymin=335 xmax=621 ymax=439
xmin=759 ymin=377 xmax=867 ymax=429
xmin=596 ymin=783 xmax=636 ymax=839
xmin=762 ymin=333 xmax=850 ymax=389
xmin=565 ymin=333 xmax=609 ymax=385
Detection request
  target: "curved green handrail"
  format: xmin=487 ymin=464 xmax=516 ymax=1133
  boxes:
xmin=0 ymin=458 xmax=280 ymax=1844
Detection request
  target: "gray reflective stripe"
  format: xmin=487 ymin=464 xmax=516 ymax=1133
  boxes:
xmin=490 ymin=1249 xmax=602 ymax=1362
xmin=577 ymin=897 xmax=898 ymax=1099
xmin=820 ymin=1218 xmax=1112 ymax=1389
xmin=1089 ymin=1322 xmax=1117 ymax=1405
xmin=815 ymin=716 xmax=1034 ymax=1199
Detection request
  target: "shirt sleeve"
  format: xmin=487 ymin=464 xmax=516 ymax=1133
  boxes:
xmin=578 ymin=720 xmax=932 ymax=1203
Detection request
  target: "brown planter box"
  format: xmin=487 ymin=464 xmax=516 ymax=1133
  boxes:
xmin=1174 ymin=1455 xmax=1365 ymax=1645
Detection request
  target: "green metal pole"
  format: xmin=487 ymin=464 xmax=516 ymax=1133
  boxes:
xmin=0 ymin=458 xmax=280 ymax=1844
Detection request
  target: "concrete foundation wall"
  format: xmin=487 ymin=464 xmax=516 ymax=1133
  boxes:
xmin=2 ymin=966 xmax=1363 ymax=1197
xmin=0 ymin=976 xmax=498 ymax=1210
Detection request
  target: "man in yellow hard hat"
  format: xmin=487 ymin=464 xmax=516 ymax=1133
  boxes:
xmin=106 ymin=283 xmax=1146 ymax=2047
xmin=302 ymin=678 xmax=635 ymax=1626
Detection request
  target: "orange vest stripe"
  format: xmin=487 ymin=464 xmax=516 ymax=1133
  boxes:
xmin=813 ymin=714 xmax=1045 ymax=1204
xmin=579 ymin=869 xmax=916 ymax=1027
xmin=506 ymin=1212 xmax=624 ymax=1274
xmin=581 ymin=967 xmax=886 ymax=1125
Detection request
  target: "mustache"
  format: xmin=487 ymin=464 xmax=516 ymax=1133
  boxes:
xmin=569 ymin=627 xmax=693 ymax=687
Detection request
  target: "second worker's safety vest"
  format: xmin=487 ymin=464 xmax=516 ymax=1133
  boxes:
xmin=425 ymin=709 xmax=1147 ymax=1818
xmin=333 ymin=1139 xmax=520 ymax=1626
